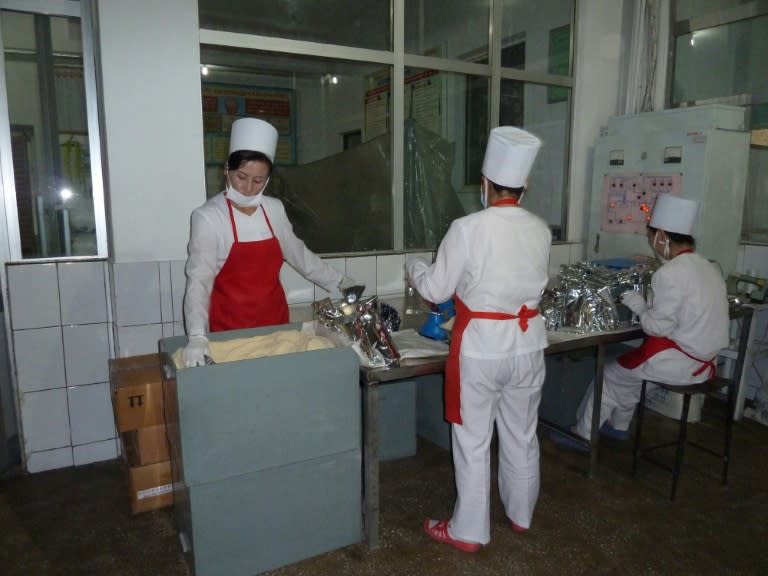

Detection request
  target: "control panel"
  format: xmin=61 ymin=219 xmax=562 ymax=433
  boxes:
xmin=600 ymin=172 xmax=682 ymax=234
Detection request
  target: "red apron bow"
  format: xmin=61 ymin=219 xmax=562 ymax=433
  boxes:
xmin=444 ymin=296 xmax=539 ymax=424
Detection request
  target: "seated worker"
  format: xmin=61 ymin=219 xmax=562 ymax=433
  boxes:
xmin=561 ymin=193 xmax=729 ymax=446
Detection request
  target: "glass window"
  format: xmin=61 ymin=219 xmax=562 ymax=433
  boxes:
xmin=672 ymin=3 xmax=768 ymax=242
xmin=198 ymin=0 xmax=391 ymax=51
xmin=1 ymin=8 xmax=102 ymax=258
xmin=399 ymin=68 xmax=487 ymax=249
xmin=673 ymin=16 xmax=768 ymax=106
xmin=506 ymin=83 xmax=570 ymax=241
xmin=405 ymin=0 xmax=490 ymax=61
xmin=200 ymin=1 xmax=576 ymax=251
xmin=200 ymin=47 xmax=393 ymax=253
xmin=675 ymin=0 xmax=746 ymax=22
xmin=502 ymin=0 xmax=573 ymax=75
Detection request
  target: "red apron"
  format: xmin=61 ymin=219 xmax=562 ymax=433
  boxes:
xmin=443 ymin=197 xmax=537 ymax=424
xmin=209 ymin=199 xmax=289 ymax=332
xmin=445 ymin=297 xmax=539 ymax=424
xmin=617 ymin=336 xmax=716 ymax=379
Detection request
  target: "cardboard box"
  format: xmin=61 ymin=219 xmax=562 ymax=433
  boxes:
xmin=128 ymin=460 xmax=173 ymax=514
xmin=109 ymin=353 xmax=162 ymax=374
xmin=645 ymin=386 xmax=704 ymax=423
xmin=122 ymin=425 xmax=170 ymax=467
xmin=112 ymin=366 xmax=165 ymax=432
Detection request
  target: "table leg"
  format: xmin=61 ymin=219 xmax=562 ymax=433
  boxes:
xmin=733 ymin=307 xmax=755 ymax=421
xmin=589 ymin=344 xmax=605 ymax=477
xmin=363 ymin=383 xmax=379 ymax=549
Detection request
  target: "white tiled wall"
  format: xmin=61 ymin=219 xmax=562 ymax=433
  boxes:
xmin=346 ymin=256 xmax=377 ymax=298
xmin=7 ymin=261 xmax=116 ymax=473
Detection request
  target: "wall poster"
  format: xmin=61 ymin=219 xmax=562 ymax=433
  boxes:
xmin=201 ymin=82 xmax=296 ymax=165
xmin=363 ymin=64 xmax=443 ymax=142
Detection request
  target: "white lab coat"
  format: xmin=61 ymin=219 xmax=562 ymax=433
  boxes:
xmin=407 ymin=204 xmax=551 ymax=544
xmin=184 ymin=192 xmax=343 ymax=337
xmin=574 ymin=252 xmax=729 ymax=438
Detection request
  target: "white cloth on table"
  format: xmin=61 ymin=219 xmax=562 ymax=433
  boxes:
xmin=390 ymin=329 xmax=449 ymax=358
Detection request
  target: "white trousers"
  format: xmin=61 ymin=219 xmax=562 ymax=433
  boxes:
xmin=449 ymin=351 xmax=545 ymax=545
xmin=573 ymin=352 xmax=707 ymax=440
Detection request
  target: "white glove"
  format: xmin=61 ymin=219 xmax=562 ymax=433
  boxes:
xmin=338 ymin=276 xmax=365 ymax=303
xmin=183 ymin=335 xmax=210 ymax=368
xmin=621 ymin=290 xmax=647 ymax=316
xmin=338 ymin=276 xmax=360 ymax=291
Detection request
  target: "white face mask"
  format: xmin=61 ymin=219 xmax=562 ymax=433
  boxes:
xmin=479 ymin=182 xmax=487 ymax=209
xmin=652 ymin=230 xmax=670 ymax=263
xmin=225 ymin=176 xmax=268 ymax=208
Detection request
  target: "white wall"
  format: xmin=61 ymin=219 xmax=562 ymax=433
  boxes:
xmin=568 ymin=0 xmax=629 ymax=245
xmin=97 ymin=0 xmax=204 ymax=262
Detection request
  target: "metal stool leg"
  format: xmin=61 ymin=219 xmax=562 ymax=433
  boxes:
xmin=633 ymin=380 xmax=648 ymax=476
xmin=723 ymin=381 xmax=735 ymax=485
xmin=671 ymin=393 xmax=692 ymax=501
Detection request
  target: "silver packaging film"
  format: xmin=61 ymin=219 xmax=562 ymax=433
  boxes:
xmin=541 ymin=259 xmax=657 ymax=333
xmin=314 ymin=291 xmax=400 ymax=368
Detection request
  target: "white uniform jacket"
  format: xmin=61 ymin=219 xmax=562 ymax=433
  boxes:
xmin=407 ymin=205 xmax=551 ymax=357
xmin=637 ymin=251 xmax=729 ymax=380
xmin=184 ymin=192 xmax=343 ymax=336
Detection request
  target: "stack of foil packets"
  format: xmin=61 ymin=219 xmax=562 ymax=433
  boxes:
xmin=540 ymin=259 xmax=657 ymax=333
xmin=314 ymin=290 xmax=400 ymax=368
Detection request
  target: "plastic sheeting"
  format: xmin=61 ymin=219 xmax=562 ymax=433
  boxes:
xmin=268 ymin=134 xmax=392 ymax=253
xmin=404 ymin=120 xmax=466 ymax=249
xmin=265 ymin=120 xmax=466 ymax=253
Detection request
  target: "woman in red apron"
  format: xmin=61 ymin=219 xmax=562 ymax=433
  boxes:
xmin=182 ymin=118 xmax=348 ymax=367
xmin=566 ymin=194 xmax=729 ymax=444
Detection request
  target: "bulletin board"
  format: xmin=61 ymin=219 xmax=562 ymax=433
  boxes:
xmin=363 ymin=69 xmax=391 ymax=142
xmin=363 ymin=65 xmax=443 ymax=142
xmin=201 ymin=82 xmax=297 ymax=165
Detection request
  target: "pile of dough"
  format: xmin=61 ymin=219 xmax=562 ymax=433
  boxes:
xmin=174 ymin=330 xmax=333 ymax=368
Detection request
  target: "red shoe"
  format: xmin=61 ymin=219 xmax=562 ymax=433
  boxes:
xmin=510 ymin=521 xmax=528 ymax=533
xmin=423 ymin=519 xmax=482 ymax=552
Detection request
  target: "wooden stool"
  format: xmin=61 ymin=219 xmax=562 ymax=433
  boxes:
xmin=633 ymin=376 xmax=735 ymax=501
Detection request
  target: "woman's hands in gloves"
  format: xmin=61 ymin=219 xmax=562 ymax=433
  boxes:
xmin=620 ymin=290 xmax=647 ymax=315
xmin=338 ymin=276 xmax=365 ymax=301
xmin=338 ymin=276 xmax=362 ymax=291
xmin=183 ymin=335 xmax=210 ymax=367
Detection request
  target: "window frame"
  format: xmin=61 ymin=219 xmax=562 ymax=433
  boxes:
xmin=0 ymin=0 xmax=107 ymax=261
xmin=199 ymin=0 xmax=576 ymax=253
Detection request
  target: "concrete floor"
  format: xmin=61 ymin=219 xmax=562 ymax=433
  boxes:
xmin=1 ymin=407 xmax=767 ymax=576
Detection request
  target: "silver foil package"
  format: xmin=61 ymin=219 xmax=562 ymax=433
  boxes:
xmin=541 ymin=259 xmax=657 ymax=333
xmin=314 ymin=294 xmax=401 ymax=368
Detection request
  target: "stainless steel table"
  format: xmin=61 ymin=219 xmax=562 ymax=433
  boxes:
xmin=359 ymin=324 xmax=644 ymax=549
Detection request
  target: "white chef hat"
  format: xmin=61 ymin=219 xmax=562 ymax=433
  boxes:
xmin=481 ymin=126 xmax=542 ymax=188
xmin=649 ymin=193 xmax=699 ymax=235
xmin=228 ymin=118 xmax=279 ymax=162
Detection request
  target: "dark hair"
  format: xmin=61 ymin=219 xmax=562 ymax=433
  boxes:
xmin=646 ymin=225 xmax=695 ymax=248
xmin=487 ymin=179 xmax=525 ymax=196
xmin=226 ymin=150 xmax=274 ymax=174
